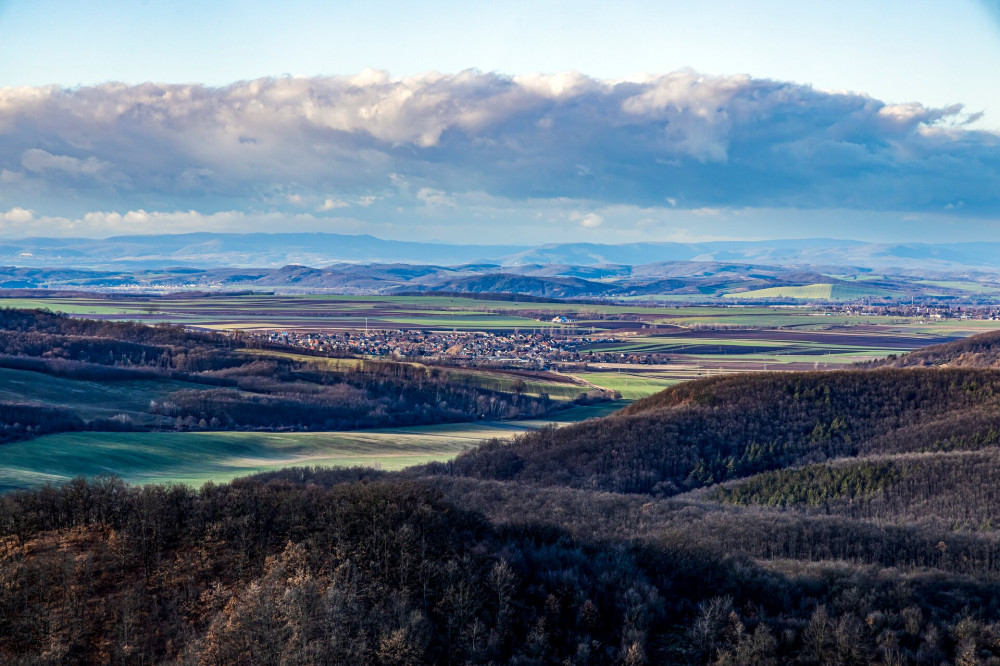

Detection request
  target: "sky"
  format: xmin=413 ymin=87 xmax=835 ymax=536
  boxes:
xmin=0 ymin=0 xmax=998 ymax=243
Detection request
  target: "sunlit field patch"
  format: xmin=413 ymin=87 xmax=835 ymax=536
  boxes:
xmin=0 ymin=401 xmax=624 ymax=491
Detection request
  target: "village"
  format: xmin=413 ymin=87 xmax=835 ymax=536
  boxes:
xmin=246 ymin=328 xmax=671 ymax=367
xmin=238 ymin=302 xmax=1000 ymax=369
xmin=821 ymin=304 xmax=1000 ymax=320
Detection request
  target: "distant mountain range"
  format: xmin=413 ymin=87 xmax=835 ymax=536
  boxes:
xmin=0 ymin=258 xmax=996 ymax=303
xmin=2 ymin=232 xmax=1000 ymax=273
xmin=2 ymin=232 xmax=999 ymax=302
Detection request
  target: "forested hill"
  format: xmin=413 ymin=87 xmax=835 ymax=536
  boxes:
xmin=438 ymin=368 xmax=1000 ymax=494
xmin=874 ymin=328 xmax=1000 ymax=368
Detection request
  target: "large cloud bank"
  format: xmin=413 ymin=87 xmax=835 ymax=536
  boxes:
xmin=0 ymin=70 xmax=997 ymax=237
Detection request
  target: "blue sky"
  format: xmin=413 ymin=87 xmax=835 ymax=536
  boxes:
xmin=0 ymin=0 xmax=998 ymax=242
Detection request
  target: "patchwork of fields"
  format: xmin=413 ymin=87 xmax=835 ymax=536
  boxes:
xmin=569 ymin=326 xmax=978 ymax=396
xmin=2 ymin=293 xmax=993 ymax=352
xmin=0 ymin=293 xmax=946 ymax=331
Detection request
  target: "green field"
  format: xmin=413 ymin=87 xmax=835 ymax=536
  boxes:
xmin=723 ymin=283 xmax=895 ymax=301
xmin=570 ymin=325 xmax=954 ymax=398
xmin=572 ymin=358 xmax=882 ymax=400
xmin=571 ymin=371 xmax=681 ymax=400
xmin=905 ymin=320 xmax=1000 ymax=335
xmin=0 ymin=402 xmax=624 ymax=492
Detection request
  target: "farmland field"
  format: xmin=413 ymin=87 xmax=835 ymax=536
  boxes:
xmin=3 ymin=292 xmax=997 ymax=340
xmin=3 ymin=292 xmax=998 ymax=401
xmin=0 ymin=401 xmax=623 ymax=491
xmin=723 ymin=283 xmax=898 ymax=300
xmin=571 ymin=325 xmax=971 ymax=397
xmin=0 ymin=293 xmax=932 ymax=331
xmin=571 ymin=371 xmax=682 ymax=400
xmin=0 ymin=293 xmax=661 ymax=331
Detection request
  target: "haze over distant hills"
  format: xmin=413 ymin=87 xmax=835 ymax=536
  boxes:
xmin=2 ymin=239 xmax=999 ymax=303
xmin=4 ymin=232 xmax=1000 ymax=275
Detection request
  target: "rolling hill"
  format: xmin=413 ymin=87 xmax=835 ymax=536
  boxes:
xmin=7 ymin=232 xmax=1000 ymax=273
xmin=3 ymin=257 xmax=997 ymax=302
xmin=404 ymin=273 xmax=620 ymax=299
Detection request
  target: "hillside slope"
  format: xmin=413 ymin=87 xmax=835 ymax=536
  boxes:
xmin=877 ymin=329 xmax=1000 ymax=368
xmin=438 ymin=368 xmax=1000 ymax=494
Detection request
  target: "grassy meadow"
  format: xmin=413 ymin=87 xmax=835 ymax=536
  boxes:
xmin=723 ymin=283 xmax=898 ymax=300
xmin=571 ymin=371 xmax=682 ymax=400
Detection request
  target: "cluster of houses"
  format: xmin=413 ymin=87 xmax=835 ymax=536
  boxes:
xmin=822 ymin=304 xmax=1000 ymax=321
xmin=247 ymin=329 xmax=669 ymax=367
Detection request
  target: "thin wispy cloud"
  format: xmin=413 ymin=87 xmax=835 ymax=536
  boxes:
xmin=0 ymin=69 xmax=997 ymax=239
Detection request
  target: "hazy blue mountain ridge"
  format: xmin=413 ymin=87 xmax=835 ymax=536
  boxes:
xmin=3 ymin=233 xmax=1000 ymax=273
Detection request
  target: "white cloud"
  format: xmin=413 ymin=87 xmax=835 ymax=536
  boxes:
xmin=21 ymin=149 xmax=109 ymax=177
xmin=570 ymin=211 xmax=604 ymax=228
xmin=0 ymin=69 xmax=996 ymax=231
xmin=513 ymin=71 xmax=595 ymax=99
xmin=416 ymin=187 xmax=454 ymax=207
xmin=2 ymin=207 xmax=34 ymax=224
xmin=691 ymin=207 xmax=722 ymax=217
xmin=319 ymin=197 xmax=350 ymax=211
